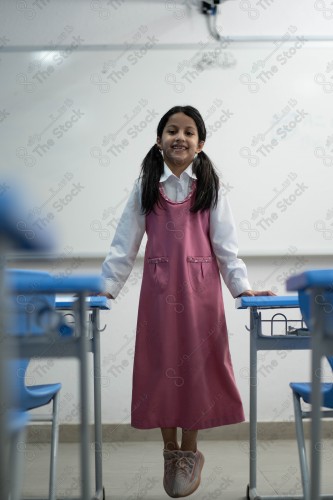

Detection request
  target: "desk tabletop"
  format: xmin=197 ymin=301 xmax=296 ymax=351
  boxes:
xmin=286 ymin=269 xmax=333 ymax=291
xmin=235 ymin=295 xmax=299 ymax=309
xmin=56 ymin=295 xmax=111 ymax=310
xmin=7 ymin=273 xmax=104 ymax=293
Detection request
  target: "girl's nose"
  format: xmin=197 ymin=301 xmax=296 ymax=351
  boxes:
xmin=175 ymin=130 xmax=186 ymax=140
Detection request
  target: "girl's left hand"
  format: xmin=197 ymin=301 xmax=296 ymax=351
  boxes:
xmin=237 ymin=290 xmax=276 ymax=297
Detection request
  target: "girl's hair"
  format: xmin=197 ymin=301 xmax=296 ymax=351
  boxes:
xmin=139 ymin=105 xmax=220 ymax=214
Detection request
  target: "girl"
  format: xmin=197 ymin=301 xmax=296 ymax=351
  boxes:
xmin=101 ymin=105 xmax=273 ymax=498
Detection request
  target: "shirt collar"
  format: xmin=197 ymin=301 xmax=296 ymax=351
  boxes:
xmin=160 ymin=162 xmax=197 ymax=182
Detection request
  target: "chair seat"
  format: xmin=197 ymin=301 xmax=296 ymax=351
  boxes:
xmin=290 ymin=382 xmax=333 ymax=408
xmin=22 ymin=383 xmax=62 ymax=411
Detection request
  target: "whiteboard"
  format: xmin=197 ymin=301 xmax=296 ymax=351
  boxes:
xmin=2 ymin=41 xmax=333 ymax=256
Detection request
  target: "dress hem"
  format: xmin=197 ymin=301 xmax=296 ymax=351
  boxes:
xmin=131 ymin=416 xmax=245 ymax=431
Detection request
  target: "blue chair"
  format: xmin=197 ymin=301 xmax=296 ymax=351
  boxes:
xmin=290 ymin=289 xmax=333 ymax=499
xmin=8 ymin=269 xmax=71 ymax=500
xmin=11 ymin=361 xmax=61 ymax=500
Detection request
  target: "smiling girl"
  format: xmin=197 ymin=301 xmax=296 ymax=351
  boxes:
xmin=101 ymin=105 xmax=273 ymax=498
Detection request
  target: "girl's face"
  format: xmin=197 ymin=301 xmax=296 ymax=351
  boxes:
xmin=156 ymin=112 xmax=204 ymax=171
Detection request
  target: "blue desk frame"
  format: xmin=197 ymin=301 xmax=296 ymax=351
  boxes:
xmin=236 ymin=296 xmax=311 ymax=500
xmin=55 ymin=295 xmax=111 ymax=500
xmin=287 ymin=270 xmax=333 ymax=500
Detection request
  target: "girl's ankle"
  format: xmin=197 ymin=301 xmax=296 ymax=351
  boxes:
xmin=180 ymin=446 xmax=197 ymax=453
xmin=164 ymin=443 xmax=180 ymax=451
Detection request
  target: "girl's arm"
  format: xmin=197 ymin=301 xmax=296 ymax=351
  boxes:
xmin=101 ymin=179 xmax=145 ymax=299
xmin=236 ymin=289 xmax=275 ymax=297
xmin=210 ymin=187 xmax=274 ymax=298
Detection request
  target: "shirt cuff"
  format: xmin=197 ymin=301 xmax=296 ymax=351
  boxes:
xmin=228 ymin=278 xmax=252 ymax=298
xmin=103 ymin=278 xmax=123 ymax=299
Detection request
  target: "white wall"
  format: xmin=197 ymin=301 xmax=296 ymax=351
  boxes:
xmin=2 ymin=0 xmax=333 ymax=46
xmin=3 ymin=43 xmax=333 ymax=256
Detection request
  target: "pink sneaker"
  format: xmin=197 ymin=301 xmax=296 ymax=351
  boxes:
xmin=163 ymin=449 xmax=183 ymax=498
xmin=173 ymin=450 xmax=205 ymax=497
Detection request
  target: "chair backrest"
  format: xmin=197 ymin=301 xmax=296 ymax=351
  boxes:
xmin=298 ymin=289 xmax=333 ymax=372
xmin=8 ymin=359 xmax=30 ymax=410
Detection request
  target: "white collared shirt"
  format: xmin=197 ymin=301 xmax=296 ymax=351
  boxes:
xmin=102 ymin=163 xmax=251 ymax=298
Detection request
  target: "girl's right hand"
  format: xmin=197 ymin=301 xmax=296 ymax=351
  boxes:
xmin=91 ymin=292 xmax=114 ymax=299
xmin=99 ymin=292 xmax=114 ymax=299
xmin=237 ymin=290 xmax=276 ymax=297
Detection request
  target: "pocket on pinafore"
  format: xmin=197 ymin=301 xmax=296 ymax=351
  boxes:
xmin=187 ymin=256 xmax=214 ymax=293
xmin=147 ymin=257 xmax=169 ymax=291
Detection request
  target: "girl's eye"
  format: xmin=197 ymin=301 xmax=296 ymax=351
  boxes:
xmin=167 ymin=130 xmax=194 ymax=135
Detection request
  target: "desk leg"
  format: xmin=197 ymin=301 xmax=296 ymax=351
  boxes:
xmin=78 ymin=294 xmax=91 ymax=500
xmin=92 ymin=309 xmax=104 ymax=500
xmin=310 ymin=290 xmax=324 ymax=500
xmin=249 ymin=310 xmax=258 ymax=499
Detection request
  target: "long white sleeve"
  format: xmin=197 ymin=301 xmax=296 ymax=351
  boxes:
xmin=210 ymin=188 xmax=251 ymax=298
xmin=101 ymin=168 xmax=251 ymax=299
xmin=101 ymin=179 xmax=145 ymax=298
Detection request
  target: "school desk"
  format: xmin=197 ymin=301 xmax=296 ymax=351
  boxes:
xmin=287 ymin=270 xmax=333 ymax=500
xmin=6 ymin=275 xmax=106 ymax=500
xmin=236 ymin=295 xmax=311 ymax=500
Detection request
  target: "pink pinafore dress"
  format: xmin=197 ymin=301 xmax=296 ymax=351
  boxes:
xmin=131 ymin=181 xmax=244 ymax=430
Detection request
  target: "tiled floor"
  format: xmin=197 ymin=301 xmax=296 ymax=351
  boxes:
xmin=21 ymin=439 xmax=333 ymax=499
